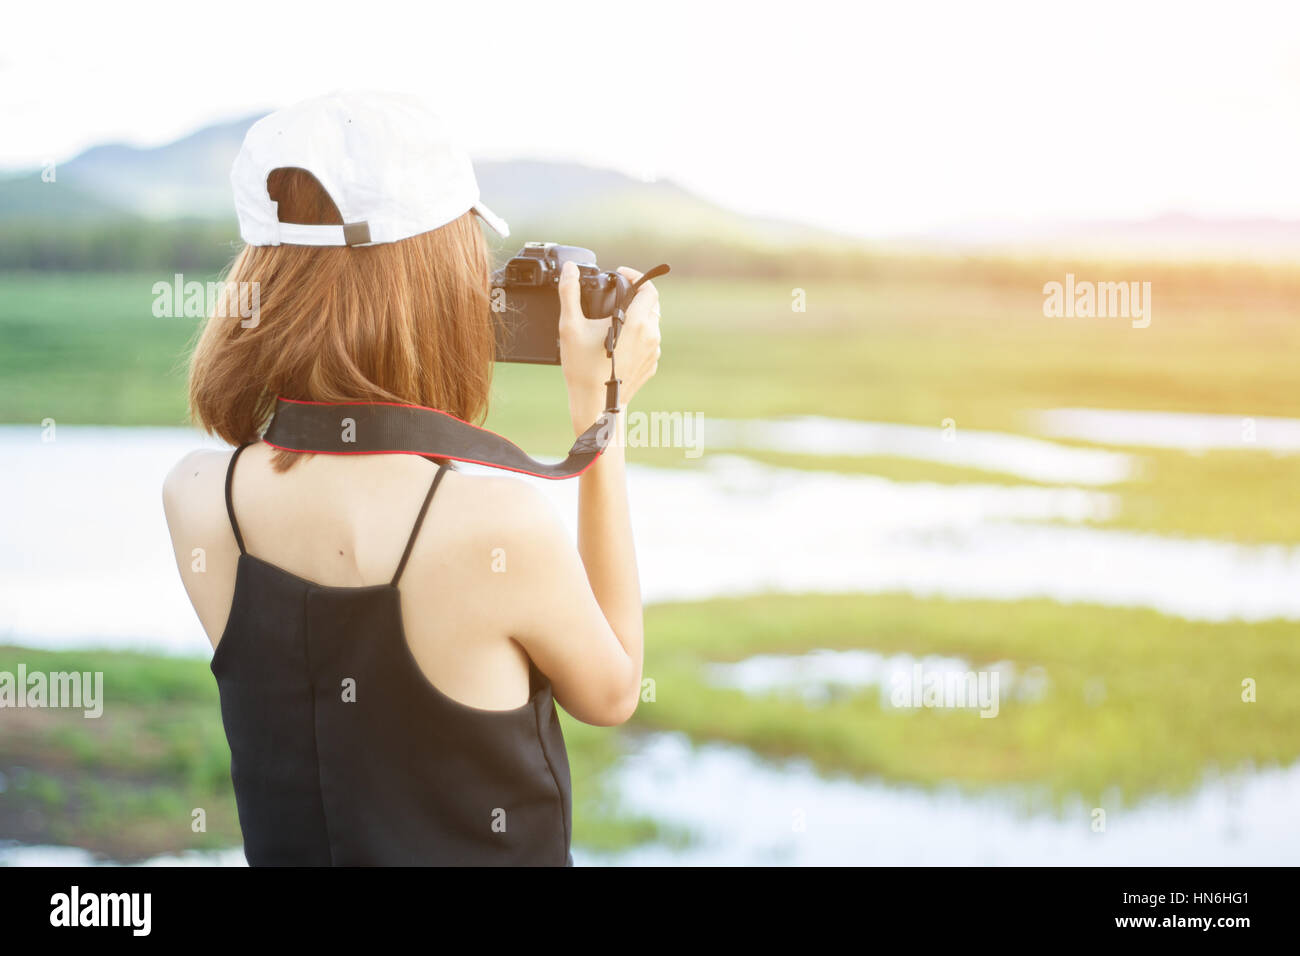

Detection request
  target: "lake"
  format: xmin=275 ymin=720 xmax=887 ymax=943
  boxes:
xmin=3 ymin=422 xmax=1300 ymax=657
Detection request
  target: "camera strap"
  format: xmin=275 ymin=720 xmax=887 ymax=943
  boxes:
xmin=262 ymin=397 xmax=617 ymax=480
xmin=600 ymin=263 xmax=670 ymax=412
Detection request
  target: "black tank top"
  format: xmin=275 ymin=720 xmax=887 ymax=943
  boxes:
xmin=213 ymin=443 xmax=573 ymax=865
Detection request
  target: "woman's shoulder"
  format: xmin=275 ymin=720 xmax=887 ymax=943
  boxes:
xmin=435 ymin=467 xmax=567 ymax=542
xmin=164 ymin=446 xmax=234 ymax=483
xmin=161 ymin=447 xmax=236 ymax=531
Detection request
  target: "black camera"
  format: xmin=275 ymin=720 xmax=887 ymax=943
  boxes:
xmin=491 ymin=242 xmax=635 ymax=364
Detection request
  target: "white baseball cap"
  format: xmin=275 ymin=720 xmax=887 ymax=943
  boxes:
xmin=231 ymin=90 xmax=509 ymax=247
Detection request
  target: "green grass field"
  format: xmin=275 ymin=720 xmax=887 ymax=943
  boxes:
xmin=639 ymin=594 xmax=1300 ymax=803
xmin=5 ymin=262 xmax=1300 ymax=431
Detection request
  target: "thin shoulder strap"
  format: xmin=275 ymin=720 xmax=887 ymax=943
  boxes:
xmin=391 ymin=463 xmax=450 ymax=587
xmin=224 ymin=443 xmax=254 ymax=555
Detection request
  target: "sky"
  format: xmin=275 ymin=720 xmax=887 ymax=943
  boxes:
xmin=3 ymin=0 xmax=1299 ymax=239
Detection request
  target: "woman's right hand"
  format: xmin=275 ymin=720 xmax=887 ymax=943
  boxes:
xmin=557 ymin=261 xmax=661 ymax=433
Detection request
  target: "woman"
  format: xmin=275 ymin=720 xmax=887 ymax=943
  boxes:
xmin=162 ymin=92 xmax=659 ymax=865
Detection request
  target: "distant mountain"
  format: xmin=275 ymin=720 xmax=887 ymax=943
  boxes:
xmin=54 ymin=116 xmax=255 ymax=219
xmin=0 ymin=117 xmax=255 ymax=220
xmin=0 ymin=114 xmax=838 ymax=247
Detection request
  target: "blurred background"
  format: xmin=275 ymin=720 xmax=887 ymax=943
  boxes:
xmin=2 ymin=0 xmax=1299 ymax=865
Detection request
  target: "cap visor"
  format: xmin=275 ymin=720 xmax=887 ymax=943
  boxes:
xmin=472 ymin=201 xmax=510 ymax=238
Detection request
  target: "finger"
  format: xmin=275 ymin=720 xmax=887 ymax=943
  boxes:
xmin=557 ymin=260 xmax=583 ymax=326
xmin=616 ymin=266 xmax=644 ymax=283
xmin=637 ymin=314 xmax=662 ymax=345
xmin=631 ymin=280 xmax=659 ymax=313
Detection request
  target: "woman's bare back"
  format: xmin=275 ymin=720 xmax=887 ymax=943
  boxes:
xmin=163 ymin=443 xmax=541 ymax=710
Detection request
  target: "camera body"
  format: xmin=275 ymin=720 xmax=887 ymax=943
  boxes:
xmin=491 ymin=242 xmax=633 ymax=364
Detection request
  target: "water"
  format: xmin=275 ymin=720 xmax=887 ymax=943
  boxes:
xmin=0 ymin=843 xmax=246 ymax=867
xmin=576 ymin=734 xmax=1300 ymax=866
xmin=1036 ymin=407 xmax=1300 ymax=453
xmin=3 ymin=425 xmax=1299 ymax=657
xmin=1 ymin=427 xmax=228 ymax=654
xmin=708 ymin=416 xmax=1136 ymax=484
xmin=706 ymin=649 xmax=1047 ymax=709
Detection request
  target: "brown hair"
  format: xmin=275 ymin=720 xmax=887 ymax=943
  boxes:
xmin=189 ymin=167 xmax=494 ymax=470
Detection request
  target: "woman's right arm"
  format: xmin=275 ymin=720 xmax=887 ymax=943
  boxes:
xmin=499 ymin=262 xmax=660 ymax=725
